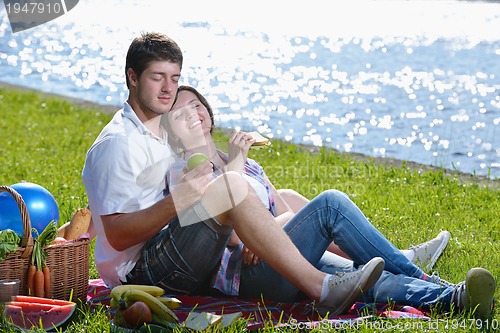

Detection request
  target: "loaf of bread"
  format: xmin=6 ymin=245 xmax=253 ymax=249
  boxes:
xmin=64 ymin=207 xmax=92 ymax=240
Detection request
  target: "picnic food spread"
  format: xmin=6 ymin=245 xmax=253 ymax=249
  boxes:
xmin=1 ymin=183 xmax=92 ymax=329
xmin=0 ymin=179 xmax=245 ymax=331
xmin=108 ymin=284 xmax=243 ymax=331
xmin=110 ymin=284 xmax=180 ymax=329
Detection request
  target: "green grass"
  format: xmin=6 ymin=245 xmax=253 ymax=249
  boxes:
xmin=0 ymin=87 xmax=498 ymax=332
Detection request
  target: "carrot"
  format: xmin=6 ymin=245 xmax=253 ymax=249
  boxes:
xmin=43 ymin=266 xmax=50 ymax=298
xmin=34 ymin=270 xmax=45 ymax=298
xmin=27 ymin=264 xmax=36 ymax=295
xmin=31 ymin=221 xmax=56 ymax=298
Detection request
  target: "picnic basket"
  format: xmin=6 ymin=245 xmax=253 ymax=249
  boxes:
xmin=0 ymin=185 xmax=89 ymax=301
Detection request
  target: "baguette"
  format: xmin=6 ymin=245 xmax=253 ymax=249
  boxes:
xmin=57 ymin=222 xmax=70 ymax=238
xmin=65 ymin=207 xmax=92 ymax=240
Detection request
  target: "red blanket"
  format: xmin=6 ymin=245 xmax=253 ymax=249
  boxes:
xmin=87 ymin=279 xmax=430 ymax=330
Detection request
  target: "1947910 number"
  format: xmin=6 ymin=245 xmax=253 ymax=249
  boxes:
xmin=444 ymin=318 xmax=499 ymax=330
xmin=5 ymin=2 xmax=63 ymax=14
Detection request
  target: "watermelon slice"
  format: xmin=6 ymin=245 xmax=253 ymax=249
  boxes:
xmin=11 ymin=295 xmax=75 ymax=306
xmin=3 ymin=296 xmax=76 ymax=330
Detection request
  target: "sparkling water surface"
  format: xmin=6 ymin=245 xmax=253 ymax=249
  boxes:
xmin=1 ymin=0 xmax=499 ymax=178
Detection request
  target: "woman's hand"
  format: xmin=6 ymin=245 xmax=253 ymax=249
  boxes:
xmin=227 ymin=131 xmax=255 ymax=173
xmin=227 ymin=230 xmax=241 ymax=247
xmin=242 ymin=244 xmax=260 ymax=265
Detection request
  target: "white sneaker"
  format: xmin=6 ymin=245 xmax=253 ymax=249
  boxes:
xmin=409 ymin=230 xmax=450 ymax=271
xmin=427 ymin=271 xmax=455 ymax=287
xmin=316 ymin=257 xmax=385 ymax=317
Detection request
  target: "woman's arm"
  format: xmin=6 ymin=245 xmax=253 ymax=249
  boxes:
xmin=263 ymin=174 xmax=295 ymax=227
xmin=277 ymin=189 xmax=309 ymax=213
xmin=227 ymin=230 xmax=242 ymax=247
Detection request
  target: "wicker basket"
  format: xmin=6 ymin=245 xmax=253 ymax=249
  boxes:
xmin=0 ymin=185 xmax=89 ymax=301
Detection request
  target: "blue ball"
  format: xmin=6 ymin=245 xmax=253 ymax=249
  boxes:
xmin=0 ymin=182 xmax=59 ymax=237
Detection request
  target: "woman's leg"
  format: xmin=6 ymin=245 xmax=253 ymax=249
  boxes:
xmin=297 ymin=190 xmax=424 ymax=277
xmin=240 ymin=189 xmax=423 ymax=301
xmin=244 ymin=189 xmax=492 ymax=317
xmin=278 ymin=189 xmax=426 ymax=276
xmin=316 ymin=251 xmax=454 ymax=310
xmin=278 ymin=189 xmax=450 ymax=270
xmin=239 ymin=193 xmax=336 ymax=301
xmin=279 ymin=189 xmax=353 ymax=259
xmin=286 ymin=194 xmax=454 ymax=311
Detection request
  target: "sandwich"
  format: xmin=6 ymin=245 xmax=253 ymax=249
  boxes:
xmin=248 ymin=131 xmax=271 ymax=149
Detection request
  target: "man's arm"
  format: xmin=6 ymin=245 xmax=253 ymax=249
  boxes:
xmin=101 ymin=194 xmax=177 ymax=251
xmin=102 ymin=162 xmax=214 ymax=251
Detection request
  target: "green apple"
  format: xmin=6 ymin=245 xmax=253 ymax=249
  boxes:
xmin=186 ymin=153 xmax=210 ymax=171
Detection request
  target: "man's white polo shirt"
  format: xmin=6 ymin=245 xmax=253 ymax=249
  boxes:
xmin=82 ymin=102 xmax=175 ymax=288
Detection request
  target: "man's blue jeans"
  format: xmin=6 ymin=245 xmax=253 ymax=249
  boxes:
xmin=239 ymin=190 xmax=455 ymax=311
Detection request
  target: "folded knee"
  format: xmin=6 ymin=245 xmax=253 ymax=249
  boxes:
xmin=212 ymin=171 xmax=251 ymax=206
xmin=317 ymin=189 xmax=350 ymax=205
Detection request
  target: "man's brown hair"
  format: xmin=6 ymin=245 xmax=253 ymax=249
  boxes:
xmin=125 ymin=32 xmax=183 ymax=88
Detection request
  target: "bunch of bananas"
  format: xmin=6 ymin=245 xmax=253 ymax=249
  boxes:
xmin=110 ymin=284 xmax=181 ymax=326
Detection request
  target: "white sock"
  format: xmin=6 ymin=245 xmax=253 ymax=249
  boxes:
xmin=401 ymin=249 xmax=414 ymax=261
xmin=319 ymin=274 xmax=332 ymax=303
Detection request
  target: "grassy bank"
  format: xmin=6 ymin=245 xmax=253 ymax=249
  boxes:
xmin=0 ymin=86 xmax=498 ymax=332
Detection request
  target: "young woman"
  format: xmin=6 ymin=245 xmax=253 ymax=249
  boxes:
xmin=164 ymin=85 xmax=495 ymax=320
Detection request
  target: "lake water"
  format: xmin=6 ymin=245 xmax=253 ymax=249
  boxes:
xmin=1 ymin=0 xmax=499 ymax=178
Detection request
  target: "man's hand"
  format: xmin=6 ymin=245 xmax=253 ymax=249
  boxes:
xmin=169 ymin=161 xmax=213 ymax=213
xmin=242 ymin=244 xmax=260 ymax=265
xmin=227 ymin=131 xmax=255 ymax=173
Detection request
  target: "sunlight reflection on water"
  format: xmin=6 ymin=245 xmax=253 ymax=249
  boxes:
xmin=0 ymin=0 xmax=499 ymax=178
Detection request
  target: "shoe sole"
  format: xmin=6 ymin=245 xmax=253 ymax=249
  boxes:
xmin=466 ymin=267 xmax=496 ymax=320
xmin=324 ymin=257 xmax=385 ymax=317
xmin=425 ymin=231 xmax=450 ymax=271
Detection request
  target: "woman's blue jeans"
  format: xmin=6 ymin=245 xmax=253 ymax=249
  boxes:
xmin=239 ymin=190 xmax=455 ymax=311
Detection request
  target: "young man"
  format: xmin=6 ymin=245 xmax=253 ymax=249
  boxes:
xmin=82 ymin=32 xmax=496 ymax=319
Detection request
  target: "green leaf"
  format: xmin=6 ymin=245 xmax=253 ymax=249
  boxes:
xmin=0 ymin=229 xmax=21 ymax=261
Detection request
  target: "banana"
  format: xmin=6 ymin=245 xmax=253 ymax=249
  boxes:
xmin=110 ymin=284 xmax=165 ymax=304
xmin=156 ymin=296 xmax=182 ymax=310
xmin=123 ymin=289 xmax=179 ymax=323
xmin=109 ymin=298 xmax=118 ymax=308
xmin=151 ymin=313 xmax=178 ymax=329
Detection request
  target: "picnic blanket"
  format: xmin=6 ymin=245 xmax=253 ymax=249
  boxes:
xmin=87 ymin=278 xmax=430 ymax=330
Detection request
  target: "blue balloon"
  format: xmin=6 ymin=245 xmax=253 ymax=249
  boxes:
xmin=0 ymin=182 xmax=59 ymax=237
